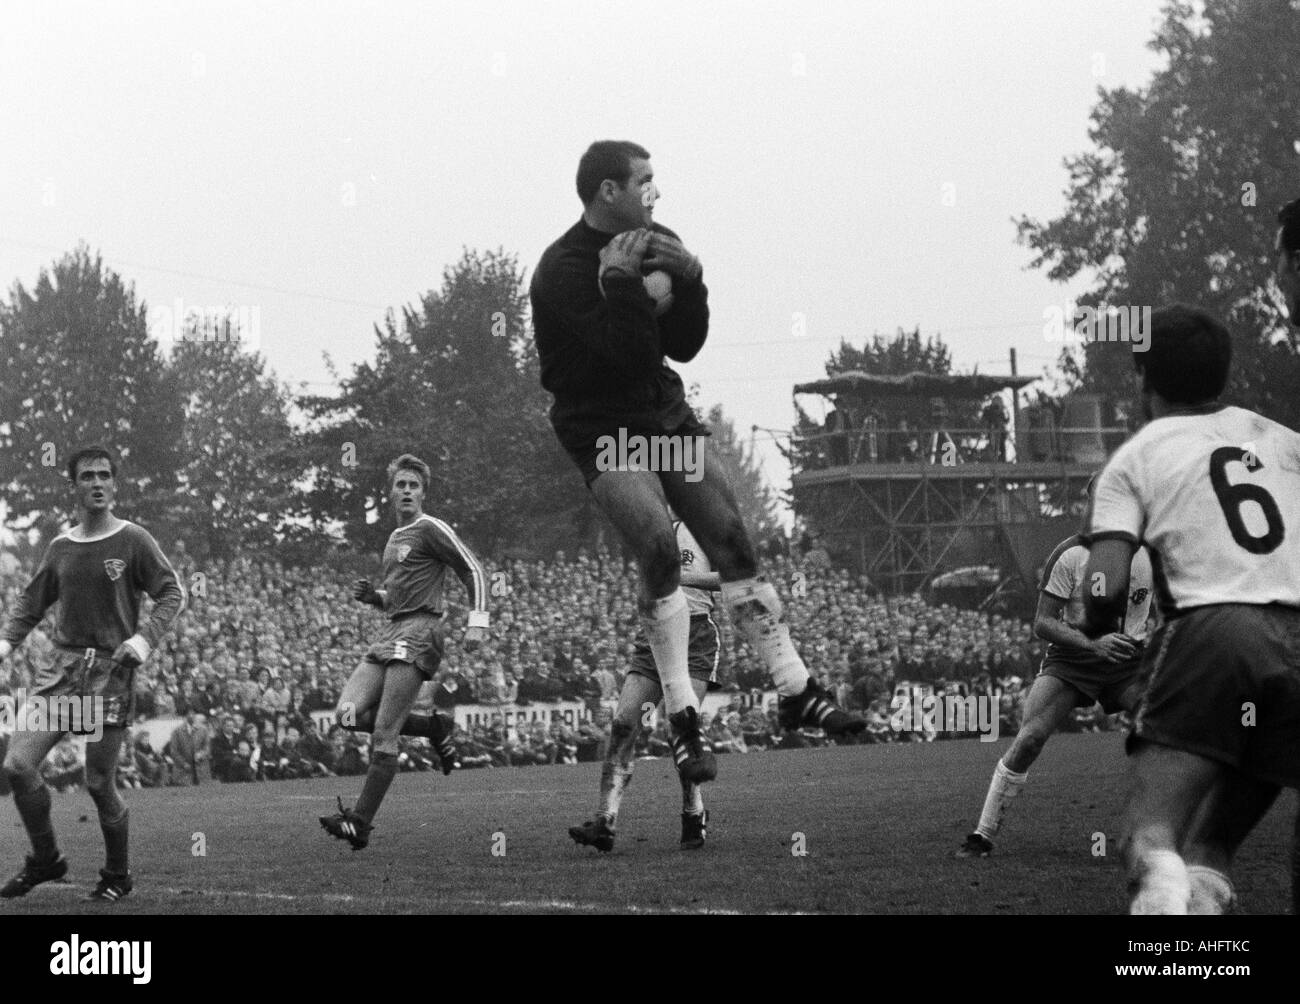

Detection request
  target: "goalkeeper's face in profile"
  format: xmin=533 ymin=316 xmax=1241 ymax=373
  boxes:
xmin=72 ymin=456 xmax=116 ymax=515
xmin=390 ymin=468 xmax=426 ymax=519
xmin=602 ymin=157 xmax=657 ymax=233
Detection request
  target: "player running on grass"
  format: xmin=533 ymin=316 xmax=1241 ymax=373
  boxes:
xmin=570 ymin=516 xmax=720 ymax=853
xmin=0 ymin=446 xmax=184 ymax=902
xmin=957 ymin=476 xmax=1153 ymax=858
xmin=320 ymin=453 xmax=488 ymax=850
xmin=530 ymin=140 xmax=864 ymax=790
xmin=1083 ymin=299 xmax=1300 ymax=914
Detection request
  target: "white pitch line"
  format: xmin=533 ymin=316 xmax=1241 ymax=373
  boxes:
xmin=27 ymin=882 xmax=359 ymax=904
xmin=15 ymin=882 xmax=805 ymax=913
xmin=160 ymin=888 xmax=358 ymax=903
xmin=456 ymin=898 xmax=814 ymax=915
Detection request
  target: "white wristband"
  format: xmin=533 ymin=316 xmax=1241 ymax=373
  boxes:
xmin=0 ymin=639 xmax=11 ymax=660
xmin=467 ymin=610 xmax=490 ymax=629
xmin=122 ymin=634 xmax=151 ymax=664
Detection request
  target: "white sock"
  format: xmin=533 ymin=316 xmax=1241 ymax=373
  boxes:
xmin=598 ymin=762 xmax=633 ymax=828
xmin=721 ymin=578 xmax=809 ymax=697
xmin=975 ymin=759 xmax=1027 ymax=840
xmin=642 ymin=590 xmax=696 ymax=715
xmin=1187 ymin=866 xmax=1234 ymax=915
xmin=1130 ymin=849 xmax=1190 ymax=915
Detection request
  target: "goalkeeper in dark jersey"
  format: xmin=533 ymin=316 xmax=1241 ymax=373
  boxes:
xmin=530 ymin=141 xmax=864 ymax=789
xmin=319 ymin=454 xmax=489 ymax=850
xmin=0 ymin=446 xmax=184 ymax=902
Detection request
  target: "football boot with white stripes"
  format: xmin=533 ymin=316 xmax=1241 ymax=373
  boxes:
xmin=319 ymin=796 xmax=373 ymax=851
xmin=87 ymin=869 xmax=133 ymax=902
xmin=778 ymin=678 xmax=865 ymax=736
xmin=668 ymin=707 xmax=717 ymax=784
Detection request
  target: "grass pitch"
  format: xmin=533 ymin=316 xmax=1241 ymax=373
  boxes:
xmin=2 ymin=733 xmax=1292 ymax=915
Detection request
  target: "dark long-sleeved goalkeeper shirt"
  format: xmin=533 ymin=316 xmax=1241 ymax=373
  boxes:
xmin=530 ymin=218 xmax=709 ymax=440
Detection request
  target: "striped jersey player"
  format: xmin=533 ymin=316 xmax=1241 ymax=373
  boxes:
xmin=958 ymin=476 xmax=1152 ymax=859
xmin=0 ymin=446 xmax=184 ymax=903
xmin=320 ymin=453 xmax=489 ymax=850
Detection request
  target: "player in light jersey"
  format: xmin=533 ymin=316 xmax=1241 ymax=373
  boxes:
xmin=320 ymin=454 xmax=489 ymax=850
xmin=0 ymin=446 xmax=184 ymax=902
xmin=569 ymin=516 xmax=722 ymax=852
xmin=1083 ymin=302 xmax=1300 ymax=914
xmin=957 ymin=476 xmax=1153 ymax=858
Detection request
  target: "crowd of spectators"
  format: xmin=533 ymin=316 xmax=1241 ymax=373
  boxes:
xmin=1 ymin=540 xmax=1073 ymax=787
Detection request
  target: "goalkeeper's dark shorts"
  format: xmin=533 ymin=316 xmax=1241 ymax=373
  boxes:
xmin=551 ymin=413 xmax=711 ymax=488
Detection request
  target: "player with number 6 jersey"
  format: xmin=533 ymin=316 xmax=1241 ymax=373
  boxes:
xmin=1088 ymin=409 xmax=1299 ymax=615
xmin=1082 ymin=301 xmax=1300 ymax=915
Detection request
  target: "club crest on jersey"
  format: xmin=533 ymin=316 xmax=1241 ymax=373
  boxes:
xmin=396 ymin=544 xmax=412 ymax=563
xmin=680 ymin=548 xmax=695 ymax=567
xmin=103 ymin=559 xmax=126 ymax=581
xmin=1130 ymin=587 xmax=1149 ymax=605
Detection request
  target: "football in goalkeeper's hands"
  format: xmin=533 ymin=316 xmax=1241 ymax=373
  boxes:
xmin=640 ymin=269 xmax=674 ymax=316
xmin=601 ymin=268 xmax=675 ymax=317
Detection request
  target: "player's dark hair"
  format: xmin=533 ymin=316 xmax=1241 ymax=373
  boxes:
xmin=1134 ymin=304 xmax=1231 ymax=405
xmin=576 ymin=140 xmax=651 ymax=205
xmin=66 ymin=445 xmax=118 ymax=482
xmin=1277 ymin=198 xmax=1300 ymax=256
xmin=387 ymin=453 xmax=432 ymax=492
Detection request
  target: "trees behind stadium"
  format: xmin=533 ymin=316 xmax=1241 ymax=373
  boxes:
xmin=1016 ymin=0 xmax=1300 ymax=433
xmin=0 ymin=245 xmax=646 ymax=561
xmin=295 ymin=247 xmax=597 ymax=558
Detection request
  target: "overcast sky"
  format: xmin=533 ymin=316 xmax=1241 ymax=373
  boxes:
xmin=0 ymin=0 xmax=1169 ymax=502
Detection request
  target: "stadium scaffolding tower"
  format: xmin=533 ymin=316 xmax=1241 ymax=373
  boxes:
xmin=790 ymin=369 xmax=1129 ymax=606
